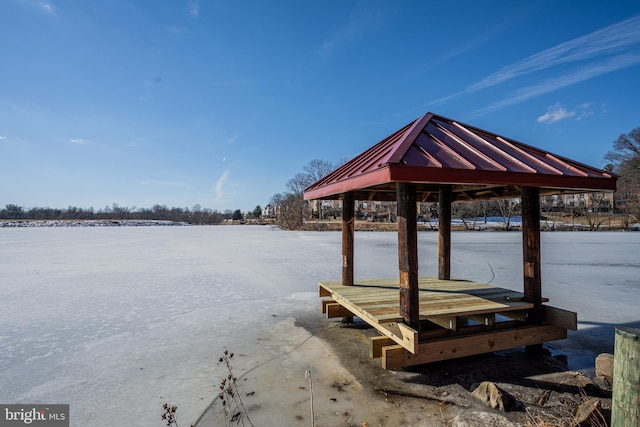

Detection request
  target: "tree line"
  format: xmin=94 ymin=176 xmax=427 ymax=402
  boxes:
xmin=0 ymin=203 xmax=256 ymax=225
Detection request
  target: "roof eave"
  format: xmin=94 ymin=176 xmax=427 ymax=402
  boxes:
xmin=303 ymin=166 xmax=393 ymax=200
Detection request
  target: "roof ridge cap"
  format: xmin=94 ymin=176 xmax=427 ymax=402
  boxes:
xmin=387 ymin=112 xmax=433 ymax=164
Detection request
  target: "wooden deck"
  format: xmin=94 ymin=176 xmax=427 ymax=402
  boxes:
xmin=319 ymin=277 xmax=575 ymax=369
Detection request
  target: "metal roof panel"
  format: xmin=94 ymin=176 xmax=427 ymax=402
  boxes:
xmin=304 ymin=112 xmax=616 ymax=200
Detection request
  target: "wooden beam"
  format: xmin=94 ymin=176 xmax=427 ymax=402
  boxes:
xmin=498 ymin=310 xmax=528 ymax=322
xmin=321 ymin=299 xmax=335 ymax=313
xmin=388 ymin=321 xmax=418 ymax=353
xmin=382 ymin=325 xmax=567 ymax=369
xmin=428 ymin=315 xmax=457 ymax=331
xmin=366 ymin=321 xmax=418 ymax=354
xmin=522 ymin=186 xmax=542 ymax=322
xmin=326 ymin=303 xmax=355 ymax=319
xmin=342 ymin=191 xmax=355 ymax=323
xmin=543 ymin=305 xmax=577 ymax=330
xmin=318 ymin=284 xmax=331 ymax=297
xmin=342 ymin=191 xmax=355 ymax=287
xmin=397 ymin=182 xmax=420 ymax=331
xmin=438 ymin=185 xmax=452 ymax=280
xmin=371 ymin=336 xmax=396 ymax=358
xmin=522 ymin=186 xmax=543 ymax=354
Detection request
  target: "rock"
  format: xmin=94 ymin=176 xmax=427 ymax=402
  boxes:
xmin=471 ymin=381 xmax=519 ymax=412
xmin=595 ymin=353 xmax=614 ymax=380
xmin=592 ymin=375 xmax=612 ymax=392
xmin=572 ymin=397 xmax=602 ymax=427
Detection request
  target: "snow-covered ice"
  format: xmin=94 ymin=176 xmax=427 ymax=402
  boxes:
xmin=0 ymin=226 xmax=638 ymax=426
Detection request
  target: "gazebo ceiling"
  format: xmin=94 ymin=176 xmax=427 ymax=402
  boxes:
xmin=304 ymin=112 xmax=617 ymax=202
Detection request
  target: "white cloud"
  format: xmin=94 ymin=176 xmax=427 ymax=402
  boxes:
xmin=0 ymin=136 xmax=6 ymax=141
xmin=18 ymin=0 xmax=56 ymax=15
xmin=576 ymin=111 xmax=594 ymax=121
xmin=316 ymin=0 xmax=391 ymax=59
xmin=164 ymin=25 xmax=187 ymax=40
xmin=469 ymin=52 xmax=640 ymax=118
xmin=434 ymin=15 xmax=640 ymax=106
xmin=536 ymin=101 xmax=595 ymax=125
xmin=472 ymin=15 xmax=640 ymax=92
xmin=214 ymin=168 xmax=230 ymax=201
xmin=70 ymin=138 xmax=87 ymax=144
xmin=187 ymin=0 xmax=199 ymax=17
xmin=576 ymin=103 xmax=594 ymax=121
xmin=39 ymin=1 xmax=54 ymax=14
xmin=537 ymin=104 xmax=575 ymax=124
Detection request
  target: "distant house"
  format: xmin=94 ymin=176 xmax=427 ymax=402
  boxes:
xmin=262 ymin=204 xmax=276 ymax=218
xmin=543 ymin=192 xmax=613 ymax=213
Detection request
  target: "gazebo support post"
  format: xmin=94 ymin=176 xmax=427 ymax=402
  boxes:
xmin=521 ymin=186 xmax=543 ymax=354
xmin=438 ymin=185 xmax=452 ymax=280
xmin=397 ymin=183 xmax=420 ymax=331
xmin=341 ymin=191 xmax=355 ymax=323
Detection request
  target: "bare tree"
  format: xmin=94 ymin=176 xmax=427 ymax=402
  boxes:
xmin=269 ymin=192 xmax=307 ymax=229
xmin=269 ymin=159 xmax=339 ymax=229
xmin=494 ymin=199 xmax=519 ymax=230
xmin=605 ymin=127 xmax=640 ymax=228
xmin=452 ymin=201 xmax=482 ymax=230
xmin=577 ymin=192 xmax=613 ymax=230
xmin=605 ymin=127 xmax=640 ymax=166
xmin=286 ymin=172 xmax=312 ymax=196
xmin=303 ymin=159 xmax=334 ymax=183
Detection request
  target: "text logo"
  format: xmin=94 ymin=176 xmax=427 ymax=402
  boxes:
xmin=0 ymin=405 xmax=69 ymax=427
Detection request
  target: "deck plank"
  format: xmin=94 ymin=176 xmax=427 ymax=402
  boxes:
xmin=319 ymin=277 xmax=534 ymax=322
xmin=321 ymin=277 xmax=527 ymax=347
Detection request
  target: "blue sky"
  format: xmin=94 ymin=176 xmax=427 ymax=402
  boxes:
xmin=1 ymin=1 xmax=639 ymax=212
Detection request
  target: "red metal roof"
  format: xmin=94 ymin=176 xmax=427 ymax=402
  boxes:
xmin=304 ymin=112 xmax=617 ymax=201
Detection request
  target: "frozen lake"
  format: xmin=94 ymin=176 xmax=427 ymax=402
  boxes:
xmin=1 ymin=226 xmax=638 ymax=426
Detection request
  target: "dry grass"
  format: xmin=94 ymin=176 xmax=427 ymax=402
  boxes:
xmin=525 ymin=411 xmax=568 ymax=427
xmin=524 ymin=382 xmax=610 ymax=427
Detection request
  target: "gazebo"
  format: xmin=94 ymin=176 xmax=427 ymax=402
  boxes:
xmin=304 ymin=112 xmax=617 ymax=369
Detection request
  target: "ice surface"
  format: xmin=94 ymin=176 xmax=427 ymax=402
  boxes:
xmin=0 ymin=226 xmax=638 ymax=426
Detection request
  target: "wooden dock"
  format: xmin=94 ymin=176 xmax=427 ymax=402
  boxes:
xmin=319 ymin=277 xmax=575 ymax=369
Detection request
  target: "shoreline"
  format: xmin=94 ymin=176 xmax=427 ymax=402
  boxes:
xmin=2 ymin=219 xmax=638 ymax=231
xmin=195 ymin=311 xmax=613 ymax=427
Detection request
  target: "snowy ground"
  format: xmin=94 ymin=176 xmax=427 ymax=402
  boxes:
xmin=0 ymin=226 xmax=638 ymax=426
